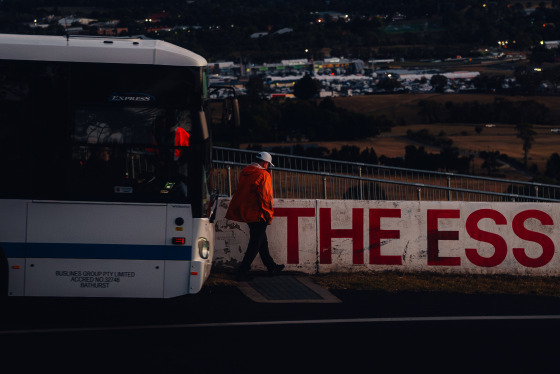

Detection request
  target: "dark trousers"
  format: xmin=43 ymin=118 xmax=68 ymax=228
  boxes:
xmin=238 ymin=222 xmax=276 ymax=273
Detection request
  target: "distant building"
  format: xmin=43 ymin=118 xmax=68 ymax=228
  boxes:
xmin=146 ymin=11 xmax=170 ymax=23
xmin=508 ymin=0 xmax=554 ymax=14
xmin=250 ymin=32 xmax=268 ymax=38
xmin=90 ymin=21 xmax=127 ymax=36
xmin=146 ymin=27 xmax=172 ymax=34
xmin=544 ymin=41 xmax=559 ymax=50
xmin=58 ymin=17 xmax=96 ymax=27
xmin=311 ymin=11 xmax=349 ymax=23
xmin=273 ymin=28 xmax=293 ymax=35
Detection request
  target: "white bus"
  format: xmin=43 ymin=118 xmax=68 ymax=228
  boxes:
xmin=0 ymin=34 xmax=226 ymax=298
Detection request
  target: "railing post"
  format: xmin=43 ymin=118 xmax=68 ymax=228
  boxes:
xmin=535 ymin=186 xmax=539 ymax=201
xmin=447 ymin=176 xmax=451 ymax=201
xmin=323 ymin=176 xmax=328 ymax=199
xmin=358 ymin=167 xmax=363 ymax=200
xmin=417 ymin=187 xmax=422 ymax=201
xmin=227 ymin=165 xmax=232 ymax=197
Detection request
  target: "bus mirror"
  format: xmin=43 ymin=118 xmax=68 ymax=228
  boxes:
xmin=199 ymin=110 xmax=209 ymax=141
xmin=209 ymin=85 xmax=240 ymax=127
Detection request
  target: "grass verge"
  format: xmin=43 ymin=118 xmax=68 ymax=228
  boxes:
xmin=207 ymin=270 xmax=560 ymax=298
xmin=311 ymin=271 xmax=560 ymax=298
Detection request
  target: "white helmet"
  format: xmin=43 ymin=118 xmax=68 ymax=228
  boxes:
xmin=256 ymin=151 xmax=275 ymax=167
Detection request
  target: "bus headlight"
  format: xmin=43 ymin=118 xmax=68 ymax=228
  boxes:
xmin=197 ymin=237 xmax=210 ymax=259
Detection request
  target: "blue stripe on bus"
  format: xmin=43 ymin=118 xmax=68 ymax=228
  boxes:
xmin=0 ymin=242 xmax=192 ymax=261
xmin=1 ymin=242 xmax=25 ymax=258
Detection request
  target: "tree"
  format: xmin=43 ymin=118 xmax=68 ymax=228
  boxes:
xmin=531 ymin=45 xmax=557 ymax=64
xmin=246 ymin=76 xmax=265 ymax=99
xmin=479 ymin=150 xmax=500 ymax=174
xmin=473 ymin=75 xmax=506 ymax=92
xmin=293 ymin=74 xmax=320 ymax=99
xmin=545 ymin=153 xmax=560 ymax=183
xmin=376 ymin=77 xmax=402 ymax=92
xmin=515 ymin=123 xmax=536 ymax=166
xmin=514 ymin=65 xmax=541 ymax=95
xmin=543 ymin=65 xmax=560 ymax=93
xmin=430 ymin=74 xmax=448 ymax=93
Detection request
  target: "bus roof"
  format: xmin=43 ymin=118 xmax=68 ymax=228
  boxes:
xmin=0 ymin=33 xmax=207 ymax=67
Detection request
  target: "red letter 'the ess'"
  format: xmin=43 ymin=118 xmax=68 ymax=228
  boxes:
xmin=369 ymin=209 xmax=402 ymax=265
xmin=274 ymin=208 xmax=316 ymax=264
xmin=465 ymin=209 xmax=508 ymax=267
xmin=319 ymin=208 xmax=364 ymax=264
xmin=512 ymin=210 xmax=554 ymax=268
xmin=427 ymin=209 xmax=460 ymax=266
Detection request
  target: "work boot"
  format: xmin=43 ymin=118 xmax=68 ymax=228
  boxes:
xmin=268 ymin=264 xmax=285 ymax=276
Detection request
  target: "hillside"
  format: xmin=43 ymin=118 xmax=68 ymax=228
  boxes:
xmin=249 ymin=93 xmax=560 ymax=180
xmin=332 ymin=94 xmax=560 ymax=124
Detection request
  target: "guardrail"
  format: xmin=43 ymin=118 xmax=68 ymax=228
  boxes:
xmin=212 ymin=146 xmax=560 ymax=202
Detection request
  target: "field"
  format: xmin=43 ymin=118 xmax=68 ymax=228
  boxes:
xmin=254 ymin=93 xmax=560 ymax=178
xmin=295 ymin=122 xmax=558 ymax=176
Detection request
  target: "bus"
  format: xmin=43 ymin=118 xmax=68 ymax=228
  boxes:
xmin=0 ymin=33 xmax=229 ymax=298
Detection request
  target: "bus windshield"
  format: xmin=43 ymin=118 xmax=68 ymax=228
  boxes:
xmin=71 ymin=106 xmax=193 ymax=203
xmin=0 ymin=59 xmax=212 ymax=213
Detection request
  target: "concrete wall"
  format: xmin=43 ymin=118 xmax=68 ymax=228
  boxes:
xmin=214 ymin=198 xmax=560 ymax=276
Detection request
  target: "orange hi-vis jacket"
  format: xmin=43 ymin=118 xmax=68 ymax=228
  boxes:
xmin=225 ymin=163 xmax=274 ymax=223
xmin=174 ymin=127 xmax=190 ymax=160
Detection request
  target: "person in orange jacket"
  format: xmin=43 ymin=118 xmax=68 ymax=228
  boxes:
xmin=173 ymin=125 xmax=190 ymax=161
xmin=225 ymin=151 xmax=284 ymax=281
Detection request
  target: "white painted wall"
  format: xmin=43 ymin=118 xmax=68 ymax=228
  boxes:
xmin=214 ymin=198 xmax=560 ymax=276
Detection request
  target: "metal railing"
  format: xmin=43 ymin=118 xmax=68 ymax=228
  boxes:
xmin=212 ymin=146 xmax=560 ymax=202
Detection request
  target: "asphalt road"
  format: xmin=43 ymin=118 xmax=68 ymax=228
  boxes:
xmin=2 ymin=274 xmax=560 ymax=373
